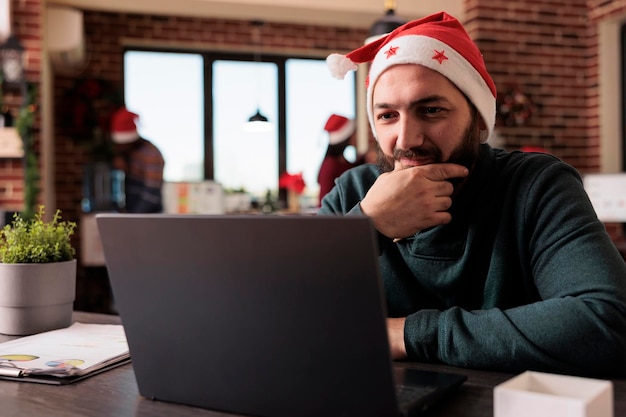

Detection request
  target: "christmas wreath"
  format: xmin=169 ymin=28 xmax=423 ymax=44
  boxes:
xmin=498 ymin=87 xmax=537 ymax=127
xmin=61 ymin=78 xmax=121 ymax=144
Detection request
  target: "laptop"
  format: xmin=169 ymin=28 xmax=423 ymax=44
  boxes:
xmin=96 ymin=213 xmax=466 ymax=417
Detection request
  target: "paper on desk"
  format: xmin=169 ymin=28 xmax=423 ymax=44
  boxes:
xmin=0 ymin=322 xmax=129 ymax=380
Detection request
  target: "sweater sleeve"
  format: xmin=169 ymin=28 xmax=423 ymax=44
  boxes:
xmin=404 ymin=160 xmax=626 ymax=377
xmin=318 ymin=164 xmax=379 ymax=216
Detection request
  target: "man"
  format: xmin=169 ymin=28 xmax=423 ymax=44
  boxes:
xmin=110 ymin=107 xmax=165 ymax=213
xmin=317 ymin=114 xmax=376 ymax=205
xmin=321 ymin=12 xmax=626 ymax=377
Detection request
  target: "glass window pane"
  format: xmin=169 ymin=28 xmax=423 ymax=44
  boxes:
xmin=124 ymin=51 xmax=204 ymax=182
xmin=285 ymin=59 xmax=355 ymax=201
xmin=213 ymin=60 xmax=278 ymax=197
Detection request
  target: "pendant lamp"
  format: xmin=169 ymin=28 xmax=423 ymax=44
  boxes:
xmin=248 ymin=110 xmax=268 ymax=123
xmin=245 ymin=20 xmax=272 ymax=132
xmin=245 ymin=109 xmax=272 ymax=133
xmin=366 ymin=0 xmax=407 ymax=44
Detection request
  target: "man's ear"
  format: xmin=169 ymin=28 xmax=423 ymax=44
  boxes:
xmin=479 ymin=117 xmax=487 ymax=131
xmin=478 ymin=117 xmax=489 ymax=142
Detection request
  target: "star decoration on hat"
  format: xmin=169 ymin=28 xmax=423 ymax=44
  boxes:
xmin=384 ymin=45 xmax=399 ymax=59
xmin=432 ymin=50 xmax=448 ymax=64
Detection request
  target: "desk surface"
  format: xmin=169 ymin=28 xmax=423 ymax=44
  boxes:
xmin=0 ymin=311 xmax=624 ymax=417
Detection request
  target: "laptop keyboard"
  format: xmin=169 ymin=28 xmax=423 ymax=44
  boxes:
xmin=395 ymin=384 xmax=437 ymax=408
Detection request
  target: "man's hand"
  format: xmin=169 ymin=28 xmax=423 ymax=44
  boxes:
xmin=387 ymin=317 xmax=407 ymax=360
xmin=360 ymin=163 xmax=468 ymax=239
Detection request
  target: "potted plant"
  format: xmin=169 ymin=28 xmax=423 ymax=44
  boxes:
xmin=0 ymin=206 xmax=77 ymax=335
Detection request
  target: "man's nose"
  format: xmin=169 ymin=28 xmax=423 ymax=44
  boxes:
xmin=395 ymin=116 xmax=425 ymax=150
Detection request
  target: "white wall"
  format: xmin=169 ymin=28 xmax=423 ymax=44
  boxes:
xmin=599 ymin=16 xmax=625 ymax=172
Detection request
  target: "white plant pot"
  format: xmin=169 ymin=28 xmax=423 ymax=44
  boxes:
xmin=0 ymin=259 xmax=76 ymax=336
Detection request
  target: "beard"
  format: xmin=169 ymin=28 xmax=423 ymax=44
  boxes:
xmin=376 ymin=112 xmax=482 ymax=175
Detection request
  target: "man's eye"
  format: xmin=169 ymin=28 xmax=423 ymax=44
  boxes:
xmin=378 ymin=112 xmax=396 ymax=120
xmin=423 ymin=107 xmax=441 ymax=114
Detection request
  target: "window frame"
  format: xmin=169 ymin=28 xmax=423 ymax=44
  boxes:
xmin=122 ymin=46 xmax=356 ymax=201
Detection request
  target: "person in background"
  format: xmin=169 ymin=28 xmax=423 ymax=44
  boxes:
xmin=317 ymin=114 xmax=376 ymax=206
xmin=321 ymin=12 xmax=626 ymax=377
xmin=110 ymin=107 xmax=165 ymax=213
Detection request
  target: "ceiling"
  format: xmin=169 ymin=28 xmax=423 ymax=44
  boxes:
xmin=46 ymin=0 xmax=464 ymax=29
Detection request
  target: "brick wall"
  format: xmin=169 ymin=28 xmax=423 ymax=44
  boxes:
xmin=464 ymin=0 xmax=626 ymax=241
xmin=464 ymin=0 xmax=591 ymax=166
xmin=0 ymin=0 xmax=42 ymax=212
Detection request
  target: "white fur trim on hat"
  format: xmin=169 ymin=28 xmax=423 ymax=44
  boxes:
xmin=366 ymin=35 xmax=495 ymax=143
xmin=111 ymin=131 xmax=139 ymax=144
xmin=327 ymin=53 xmax=358 ymax=80
xmin=328 ymin=119 xmax=356 ymax=145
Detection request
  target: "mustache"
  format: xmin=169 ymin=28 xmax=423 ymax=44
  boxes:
xmin=376 ymin=146 xmax=443 ymax=173
xmin=392 ymin=147 xmax=443 ymax=162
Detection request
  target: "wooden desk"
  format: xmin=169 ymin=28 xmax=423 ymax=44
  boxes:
xmin=0 ymin=312 xmax=624 ymax=417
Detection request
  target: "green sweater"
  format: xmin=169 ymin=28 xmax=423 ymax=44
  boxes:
xmin=318 ymin=144 xmax=626 ymax=377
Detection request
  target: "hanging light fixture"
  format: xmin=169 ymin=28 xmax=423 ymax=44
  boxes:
xmin=365 ymin=0 xmax=407 ymax=44
xmin=248 ymin=110 xmax=268 ymax=123
xmin=245 ymin=20 xmax=272 ymax=133
xmin=0 ymin=0 xmax=25 ymax=91
xmin=1 ymin=34 xmax=25 ymax=89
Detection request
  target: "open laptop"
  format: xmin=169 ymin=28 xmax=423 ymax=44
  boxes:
xmin=96 ymin=213 xmax=466 ymax=417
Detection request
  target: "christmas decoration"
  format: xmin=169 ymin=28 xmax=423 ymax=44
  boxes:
xmin=498 ymin=87 xmax=537 ymax=127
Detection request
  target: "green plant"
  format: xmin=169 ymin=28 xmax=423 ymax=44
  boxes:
xmin=16 ymin=84 xmax=40 ymax=221
xmin=0 ymin=206 xmax=76 ymax=263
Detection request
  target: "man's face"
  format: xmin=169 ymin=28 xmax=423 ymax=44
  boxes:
xmin=372 ymin=64 xmax=482 ymax=173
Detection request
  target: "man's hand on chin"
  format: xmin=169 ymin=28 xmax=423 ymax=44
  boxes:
xmin=387 ymin=317 xmax=408 ymax=360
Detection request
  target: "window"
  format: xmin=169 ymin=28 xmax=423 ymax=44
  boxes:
xmin=285 ymin=59 xmax=357 ymax=201
xmin=124 ymin=51 xmax=205 ymax=182
xmin=212 ymin=60 xmax=279 ymax=196
xmin=124 ymin=49 xmax=355 ymax=206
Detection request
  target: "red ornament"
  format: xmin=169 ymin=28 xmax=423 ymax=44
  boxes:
xmin=279 ymin=172 xmax=306 ymax=195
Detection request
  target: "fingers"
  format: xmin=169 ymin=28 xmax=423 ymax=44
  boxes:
xmin=397 ymin=164 xmax=463 ymax=198
xmin=432 ymin=179 xmax=455 ymax=198
xmin=420 ymin=163 xmax=469 ymax=182
xmin=362 ymin=163 xmax=467 ymax=239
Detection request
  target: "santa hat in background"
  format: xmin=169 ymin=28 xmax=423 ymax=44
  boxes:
xmin=110 ymin=107 xmax=140 ymax=144
xmin=327 ymin=11 xmax=496 ymax=143
xmin=324 ymin=114 xmax=356 ymax=145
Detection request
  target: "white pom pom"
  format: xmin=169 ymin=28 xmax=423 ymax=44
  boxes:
xmin=326 ymin=53 xmax=358 ymax=79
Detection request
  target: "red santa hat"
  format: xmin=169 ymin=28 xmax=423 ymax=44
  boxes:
xmin=327 ymin=11 xmax=496 ymax=142
xmin=110 ymin=107 xmax=140 ymax=144
xmin=324 ymin=114 xmax=356 ymax=145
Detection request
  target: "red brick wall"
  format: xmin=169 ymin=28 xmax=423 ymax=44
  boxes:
xmin=464 ymin=0 xmax=591 ymax=167
xmin=464 ymin=0 xmax=626 ymax=241
xmin=0 ymin=0 xmax=42 ymax=212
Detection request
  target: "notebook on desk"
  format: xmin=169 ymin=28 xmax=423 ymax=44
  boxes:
xmin=96 ymin=213 xmax=466 ymax=417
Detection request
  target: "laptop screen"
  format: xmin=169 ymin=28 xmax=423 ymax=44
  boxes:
xmin=96 ymin=214 xmax=466 ymax=417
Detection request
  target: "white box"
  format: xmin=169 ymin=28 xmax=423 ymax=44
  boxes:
xmin=188 ymin=181 xmax=224 ymax=214
xmin=224 ymin=193 xmax=252 ymax=213
xmin=494 ymin=371 xmax=613 ymax=417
